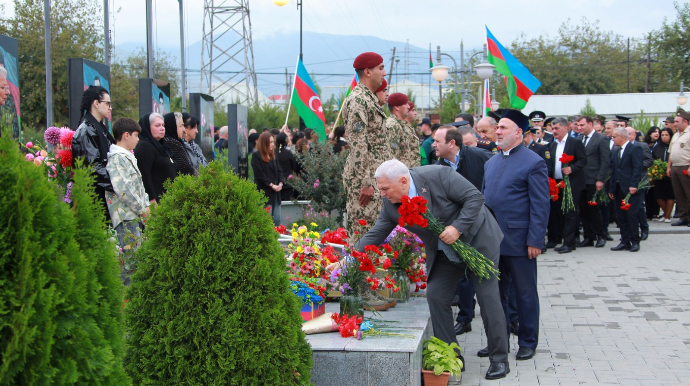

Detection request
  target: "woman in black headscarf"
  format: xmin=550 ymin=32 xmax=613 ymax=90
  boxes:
xmin=134 ymin=112 xmax=178 ymax=204
xmin=163 ymin=112 xmax=198 ymax=176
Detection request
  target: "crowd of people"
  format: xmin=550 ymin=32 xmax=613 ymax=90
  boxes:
xmin=333 ymin=51 xmax=690 ymax=381
xmin=63 ymin=52 xmax=690 ymax=382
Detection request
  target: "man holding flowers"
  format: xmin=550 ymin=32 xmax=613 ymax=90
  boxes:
xmin=354 ymin=159 xmax=510 ymax=380
xmin=608 ymin=127 xmax=644 ymax=252
xmin=546 ymin=117 xmax=587 ymax=254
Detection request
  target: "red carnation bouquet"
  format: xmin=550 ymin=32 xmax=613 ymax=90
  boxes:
xmin=397 ymin=195 xmax=499 ymax=281
xmin=620 ymin=180 xmax=651 ymax=211
xmin=559 ymin=153 xmax=575 ymax=212
xmin=548 ymin=177 xmax=563 ymax=202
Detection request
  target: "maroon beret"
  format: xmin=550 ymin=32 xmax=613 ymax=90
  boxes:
xmin=407 ymin=101 xmax=415 ymax=110
xmin=375 ymin=78 xmax=387 ymax=93
xmin=353 ymin=52 xmax=384 ymax=70
xmin=387 ymin=93 xmax=408 ymax=107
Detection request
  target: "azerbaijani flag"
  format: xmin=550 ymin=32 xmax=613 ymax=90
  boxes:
xmin=290 ymin=57 xmax=326 ymax=140
xmin=486 ymin=26 xmax=541 ymax=109
xmin=344 ymin=73 xmax=359 ymax=99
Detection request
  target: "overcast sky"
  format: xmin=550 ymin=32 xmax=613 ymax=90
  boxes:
xmin=2 ymin=0 xmax=677 ymax=59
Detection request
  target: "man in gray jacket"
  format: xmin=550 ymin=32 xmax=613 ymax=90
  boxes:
xmin=356 ymin=160 xmax=509 ymax=380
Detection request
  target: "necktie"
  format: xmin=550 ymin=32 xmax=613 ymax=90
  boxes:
xmin=583 ymin=135 xmax=589 ymax=147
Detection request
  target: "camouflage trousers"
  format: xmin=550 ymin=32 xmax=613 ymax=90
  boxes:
xmin=344 ymin=186 xmax=383 ymax=244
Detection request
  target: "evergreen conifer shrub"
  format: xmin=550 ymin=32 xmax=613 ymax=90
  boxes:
xmin=124 ymin=162 xmax=312 ymax=385
xmin=0 ymin=132 xmax=128 ymax=385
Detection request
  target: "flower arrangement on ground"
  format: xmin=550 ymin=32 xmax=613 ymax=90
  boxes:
xmin=384 ymin=226 xmax=427 ymax=292
xmin=559 ymin=153 xmax=575 ymax=212
xmin=398 ymin=195 xmax=499 ymax=281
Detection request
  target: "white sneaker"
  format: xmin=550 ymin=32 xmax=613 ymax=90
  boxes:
xmin=663 ymin=218 xmax=672 ymax=223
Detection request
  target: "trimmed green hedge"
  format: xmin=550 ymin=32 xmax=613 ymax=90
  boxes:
xmin=124 ymin=162 xmax=312 ymax=385
xmin=0 ymin=132 xmax=128 ymax=385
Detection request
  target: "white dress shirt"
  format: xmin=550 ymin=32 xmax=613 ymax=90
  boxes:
xmin=554 ymin=135 xmax=568 ymax=179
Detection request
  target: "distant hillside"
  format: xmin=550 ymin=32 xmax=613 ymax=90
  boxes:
xmin=113 ymin=31 xmax=475 ymax=99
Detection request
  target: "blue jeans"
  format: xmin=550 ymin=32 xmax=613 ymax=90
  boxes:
xmin=266 ymin=195 xmax=282 ymax=226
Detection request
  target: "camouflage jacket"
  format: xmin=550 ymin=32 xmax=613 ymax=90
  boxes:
xmin=386 ymin=115 xmax=420 ymax=168
xmin=342 ymin=83 xmax=391 ymax=189
xmin=105 ymin=144 xmax=150 ymax=228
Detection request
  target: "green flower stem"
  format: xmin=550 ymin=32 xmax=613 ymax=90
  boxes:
xmin=424 ymin=213 xmax=500 ymax=281
xmin=561 ymin=175 xmax=575 ymax=213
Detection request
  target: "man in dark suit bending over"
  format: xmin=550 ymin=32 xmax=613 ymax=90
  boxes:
xmin=355 ymin=160 xmax=510 ymax=380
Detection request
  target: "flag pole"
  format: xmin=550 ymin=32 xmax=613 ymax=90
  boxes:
xmin=334 ymin=98 xmax=345 ymax=125
xmin=284 ymin=55 xmax=300 ymax=127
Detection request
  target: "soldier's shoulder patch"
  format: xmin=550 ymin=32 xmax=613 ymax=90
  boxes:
xmin=545 ymin=150 xmax=551 ymax=159
xmin=492 ymin=147 xmax=498 ymax=155
xmin=478 ymin=139 xmax=489 ymax=144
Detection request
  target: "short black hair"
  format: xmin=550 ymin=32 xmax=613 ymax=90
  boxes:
xmin=333 ymin=125 xmax=346 ymax=138
xmin=112 ymin=118 xmax=141 ymax=142
xmin=80 ymin=85 xmax=109 ymax=114
xmin=455 ymin=113 xmax=474 ymax=127
xmin=183 ymin=113 xmax=199 ymax=128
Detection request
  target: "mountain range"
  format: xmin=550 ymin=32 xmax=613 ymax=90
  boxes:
xmin=114 ymin=31 xmax=478 ymax=100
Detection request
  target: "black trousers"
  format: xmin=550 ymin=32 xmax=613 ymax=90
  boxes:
xmin=614 ymin=183 xmax=642 ymax=245
xmin=548 ymin=180 xmax=583 ymax=247
xmin=579 ymin=184 xmax=605 ymax=239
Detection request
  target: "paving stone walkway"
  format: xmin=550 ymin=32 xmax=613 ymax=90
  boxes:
xmin=456 ymin=232 xmax=690 ymax=386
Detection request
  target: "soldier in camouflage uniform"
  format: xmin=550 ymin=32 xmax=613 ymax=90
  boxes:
xmin=342 ymin=52 xmax=390 ymax=238
xmin=386 ymin=93 xmax=421 ymax=168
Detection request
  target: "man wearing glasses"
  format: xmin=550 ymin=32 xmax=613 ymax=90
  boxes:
xmin=72 ymin=85 xmax=116 ymax=223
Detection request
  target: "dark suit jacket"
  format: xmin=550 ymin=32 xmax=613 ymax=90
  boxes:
xmin=435 ymin=145 xmax=492 ymax=190
xmin=542 ymin=131 xmax=554 ymax=143
xmin=608 ymin=142 xmax=644 ymax=194
xmin=483 ymin=145 xmax=550 ymax=256
xmin=357 ymin=166 xmax=503 ymax=274
xmin=527 ymin=141 xmax=554 ymax=176
xmin=581 ymin=131 xmax=611 ymax=185
xmin=549 ymin=136 xmax=587 ymax=193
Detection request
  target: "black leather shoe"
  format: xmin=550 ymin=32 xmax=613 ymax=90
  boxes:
xmin=485 ymin=362 xmax=509 ymax=380
xmin=576 ymin=238 xmax=594 ymax=247
xmin=604 ymin=232 xmax=614 ymax=241
xmin=554 ymin=245 xmax=567 ymax=252
xmin=611 ymin=243 xmax=630 ymax=251
xmin=454 ymin=321 xmax=472 ymax=335
xmin=510 ymin=320 xmax=519 ymax=335
xmin=516 ymin=347 xmax=536 ymax=361
xmin=630 ymin=243 xmax=640 ymax=252
xmin=545 ymin=241 xmax=558 ymax=249
xmin=671 ymin=220 xmax=689 ymax=226
xmin=558 ymin=246 xmax=573 ymax=254
xmin=595 ymin=236 xmax=606 ymax=248
xmin=640 ymin=229 xmax=649 ymax=240
xmin=541 ymin=247 xmax=547 ymax=254
xmin=477 ymin=346 xmax=489 ymax=357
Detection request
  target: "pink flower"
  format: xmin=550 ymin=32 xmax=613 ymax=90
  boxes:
xmin=26 ymin=142 xmax=33 ymax=148
xmin=288 ymin=174 xmax=293 ymax=180
xmin=44 ymin=127 xmax=62 ymax=145
xmin=313 ymin=179 xmax=320 ymax=189
xmin=26 ymin=153 xmax=35 ymax=161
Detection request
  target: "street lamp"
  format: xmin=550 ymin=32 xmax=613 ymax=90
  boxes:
xmin=677 ymin=81 xmax=690 ymax=105
xmin=432 ymin=42 xmax=496 ymax=116
xmin=491 ymin=99 xmax=500 ymax=111
xmin=461 ymin=101 xmax=471 ymax=112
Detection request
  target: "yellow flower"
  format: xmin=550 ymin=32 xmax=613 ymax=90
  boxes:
xmin=292 ymin=232 xmax=299 ymax=239
xmin=296 ymin=246 xmax=304 ymax=253
xmin=311 ymin=222 xmax=318 ymax=227
xmin=292 ymin=223 xmax=298 ymax=228
xmin=299 ymin=227 xmax=306 ymax=235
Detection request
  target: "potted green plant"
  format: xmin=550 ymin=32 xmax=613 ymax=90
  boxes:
xmin=422 ymin=336 xmax=464 ymax=386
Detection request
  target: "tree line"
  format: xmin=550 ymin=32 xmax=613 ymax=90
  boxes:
xmin=1 ymin=0 xmax=689 ymax=133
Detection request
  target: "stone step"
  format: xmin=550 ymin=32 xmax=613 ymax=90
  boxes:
xmin=306 ymin=298 xmax=432 ymax=386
